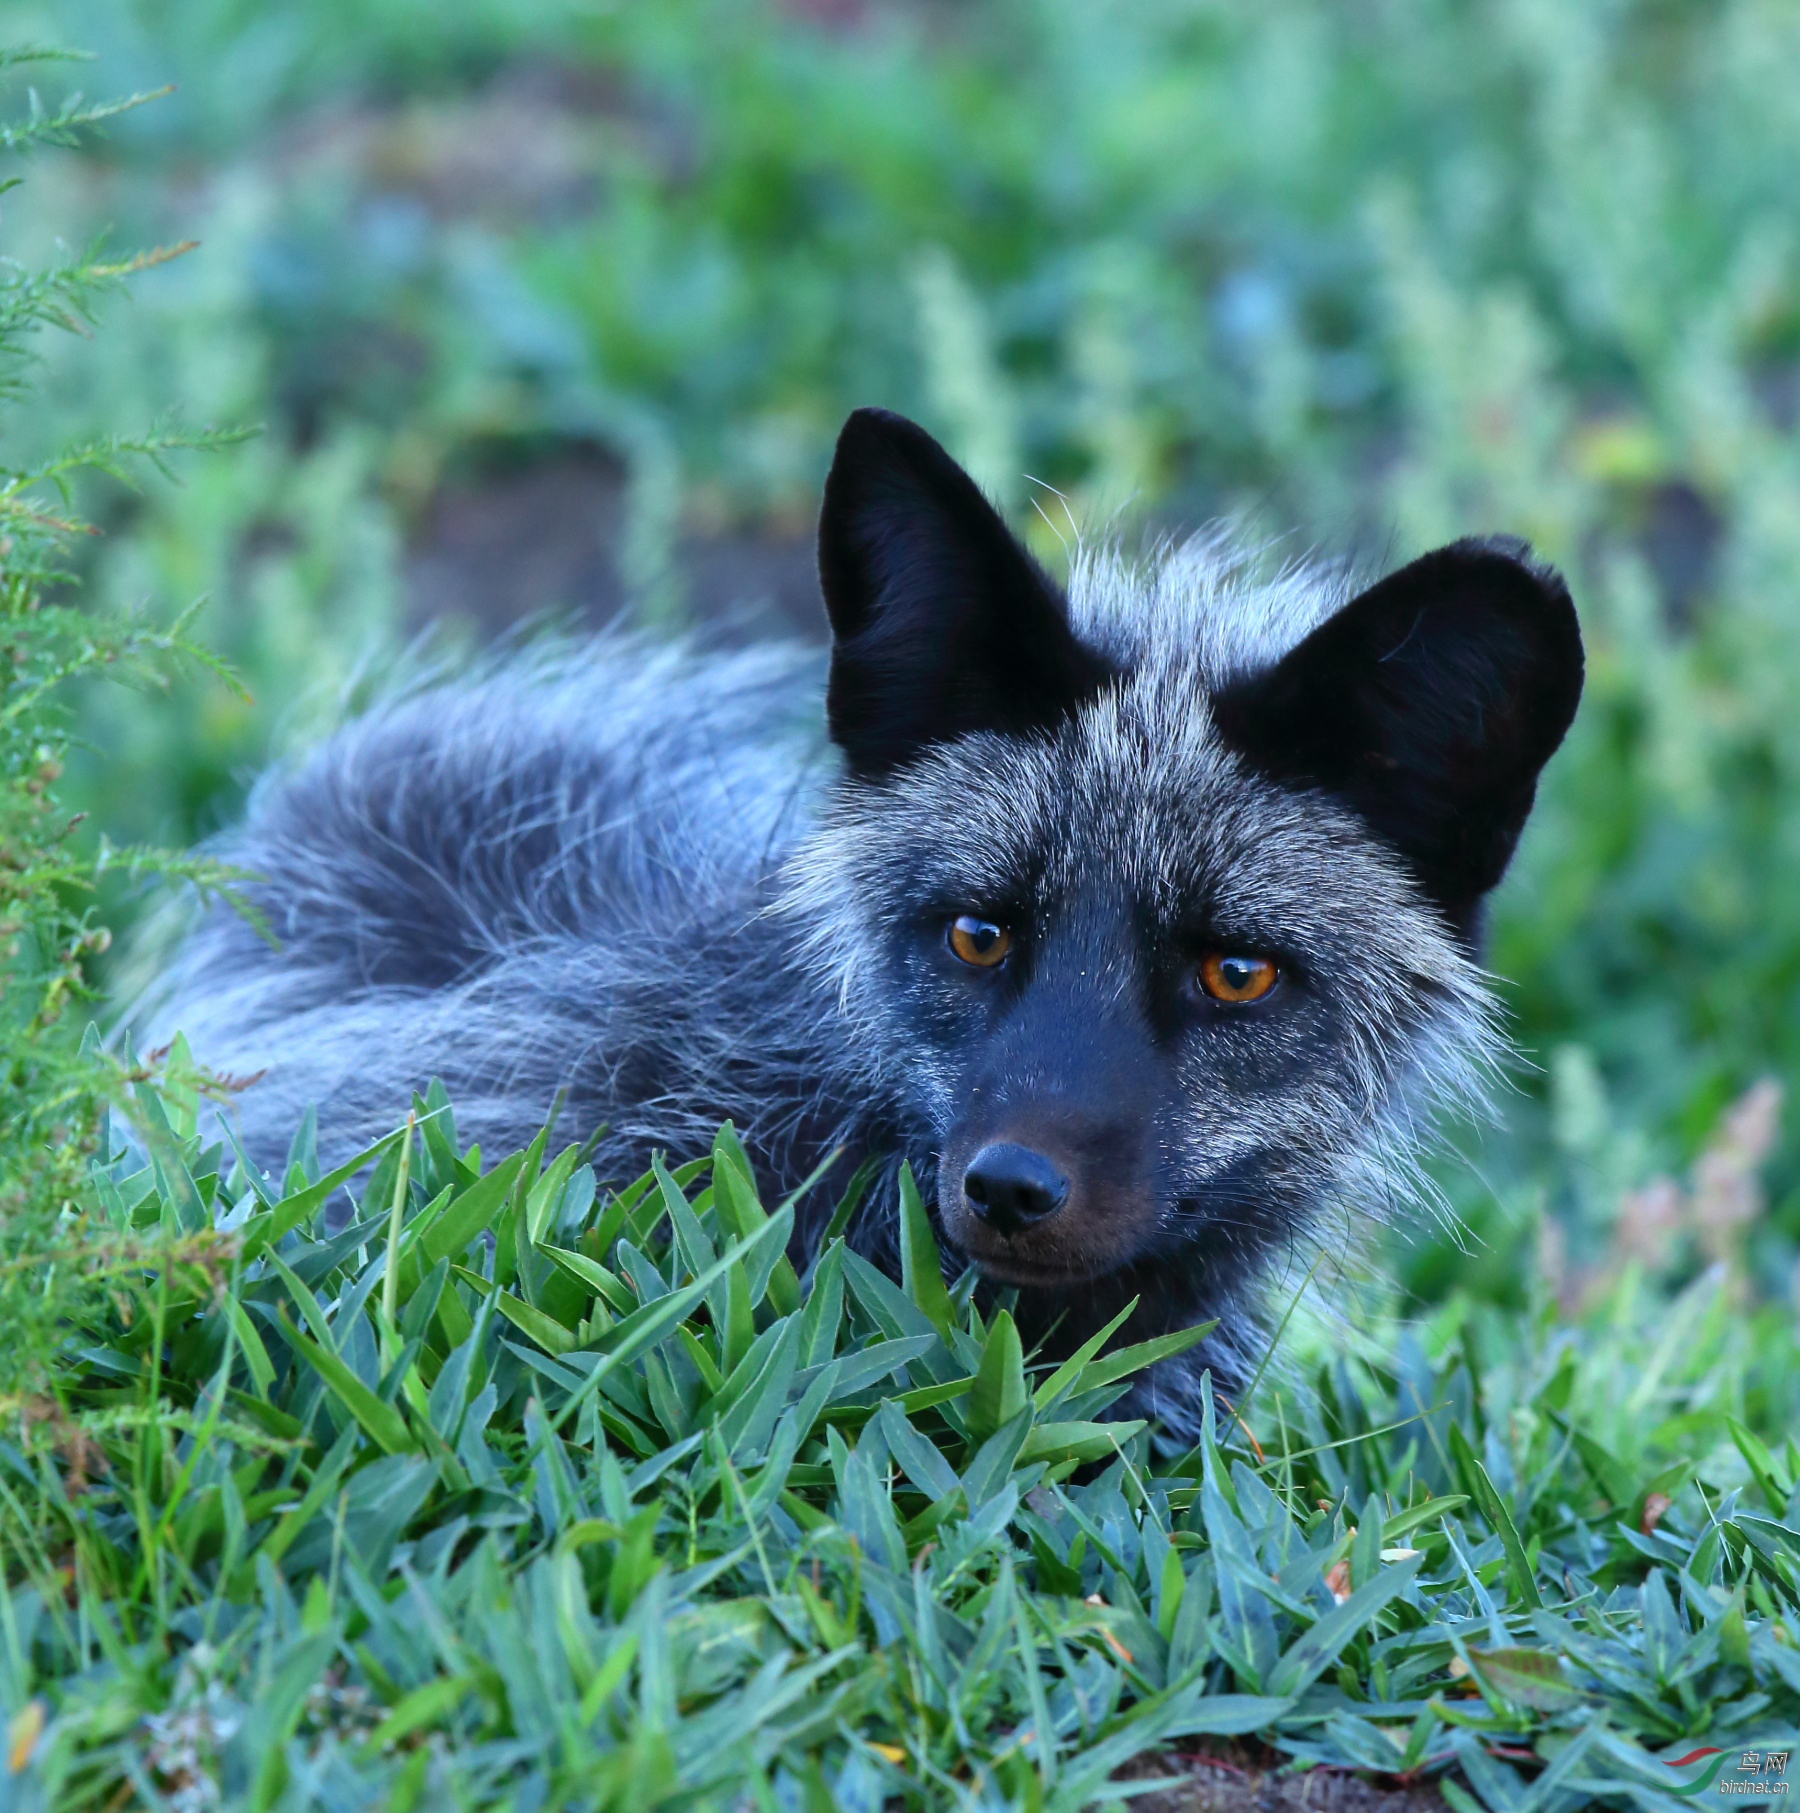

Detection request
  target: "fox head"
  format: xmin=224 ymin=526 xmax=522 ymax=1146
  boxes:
xmin=790 ymin=408 xmax=1582 ymax=1346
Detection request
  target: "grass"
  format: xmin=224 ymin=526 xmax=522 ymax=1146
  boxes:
xmin=3 ymin=1091 xmax=1798 ymax=1809
xmin=0 ymin=46 xmax=248 ymax=1380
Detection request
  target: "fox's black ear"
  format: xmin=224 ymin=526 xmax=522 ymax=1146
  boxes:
xmin=819 ymin=407 xmax=1115 ymax=778
xmin=1213 ymin=537 xmax=1583 ymax=929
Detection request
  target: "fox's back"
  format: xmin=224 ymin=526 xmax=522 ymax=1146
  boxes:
xmin=145 ymin=638 xmax=848 ymax=1170
xmin=181 ymin=640 xmax=818 ymax=992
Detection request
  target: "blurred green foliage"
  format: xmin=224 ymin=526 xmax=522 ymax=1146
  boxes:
xmin=9 ymin=0 xmax=1799 ymax=1299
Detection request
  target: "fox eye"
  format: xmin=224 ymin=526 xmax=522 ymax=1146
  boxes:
xmin=948 ymin=915 xmax=1012 ymax=968
xmin=1197 ymin=951 xmax=1279 ymax=1003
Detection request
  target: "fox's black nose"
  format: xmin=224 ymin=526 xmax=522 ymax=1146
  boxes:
xmin=962 ymin=1143 xmax=1069 ymax=1235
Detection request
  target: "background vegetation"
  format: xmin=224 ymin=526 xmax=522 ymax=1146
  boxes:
xmin=3 ymin=1 xmax=1799 ymax=1805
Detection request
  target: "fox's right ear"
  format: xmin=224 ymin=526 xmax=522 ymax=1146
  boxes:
xmin=818 ymin=408 xmax=1115 ymax=779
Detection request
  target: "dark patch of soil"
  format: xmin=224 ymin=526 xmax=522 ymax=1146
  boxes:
xmin=403 ymin=443 xmax=826 ymax=644
xmin=1116 ymin=1747 xmax=1447 ymax=1812
xmin=267 ymin=62 xmax=627 ymax=230
xmin=1638 ymin=478 xmax=1720 ymax=629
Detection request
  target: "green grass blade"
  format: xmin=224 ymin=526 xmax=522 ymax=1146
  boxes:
xmin=279 ymin=1311 xmax=417 ymax=1455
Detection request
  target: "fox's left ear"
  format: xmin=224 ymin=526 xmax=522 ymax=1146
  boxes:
xmin=1213 ymin=538 xmax=1584 ymax=929
xmin=818 ymin=407 xmax=1115 ymax=778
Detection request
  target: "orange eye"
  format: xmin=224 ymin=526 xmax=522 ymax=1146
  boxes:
xmin=1198 ymin=951 xmax=1279 ymax=1003
xmin=948 ymin=915 xmax=1012 ymax=968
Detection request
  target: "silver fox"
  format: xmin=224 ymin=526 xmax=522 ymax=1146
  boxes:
xmin=153 ymin=408 xmax=1583 ymax=1433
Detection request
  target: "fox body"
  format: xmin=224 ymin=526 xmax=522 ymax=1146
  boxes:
xmin=155 ymin=410 xmax=1583 ymax=1432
